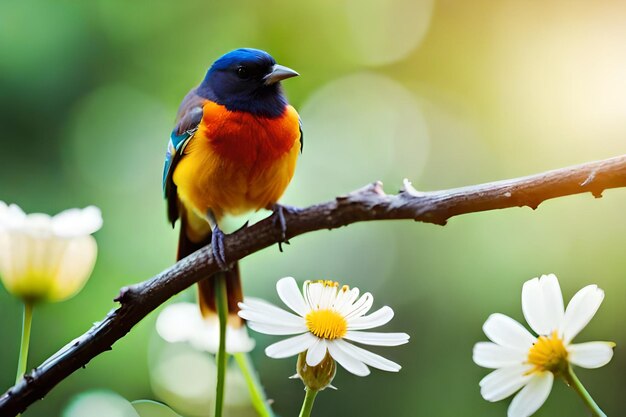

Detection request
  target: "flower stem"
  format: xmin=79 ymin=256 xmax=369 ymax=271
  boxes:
xmin=16 ymin=302 xmax=34 ymax=382
xmin=234 ymin=352 xmax=274 ymax=417
xmin=215 ymin=276 xmax=228 ymax=417
xmin=563 ymin=366 xmax=607 ymax=417
xmin=298 ymin=388 xmax=318 ymax=417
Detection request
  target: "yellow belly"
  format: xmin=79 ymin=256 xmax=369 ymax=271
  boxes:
xmin=172 ymin=103 xmax=301 ymax=223
xmin=174 ymin=139 xmax=300 ymax=220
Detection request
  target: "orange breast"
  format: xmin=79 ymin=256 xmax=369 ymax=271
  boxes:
xmin=172 ymin=101 xmax=301 ymax=221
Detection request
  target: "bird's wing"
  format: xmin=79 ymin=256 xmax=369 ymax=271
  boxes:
xmin=298 ymin=116 xmax=304 ymax=153
xmin=163 ymin=92 xmax=205 ymax=226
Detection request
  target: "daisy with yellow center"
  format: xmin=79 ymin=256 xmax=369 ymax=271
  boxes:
xmin=238 ymin=277 xmax=410 ymax=377
xmin=473 ymin=274 xmax=615 ymax=417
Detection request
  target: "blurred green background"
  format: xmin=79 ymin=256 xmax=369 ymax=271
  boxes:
xmin=1 ymin=0 xmax=625 ymax=415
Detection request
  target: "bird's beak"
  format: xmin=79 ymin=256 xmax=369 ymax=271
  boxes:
xmin=264 ymin=64 xmax=299 ymax=85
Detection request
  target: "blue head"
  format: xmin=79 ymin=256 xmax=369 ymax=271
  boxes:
xmin=197 ymin=48 xmax=299 ymax=118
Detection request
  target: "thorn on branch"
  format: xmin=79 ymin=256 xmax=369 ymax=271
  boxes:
xmin=580 ymin=169 xmax=606 ymax=198
xmin=401 ymin=178 xmax=424 ymax=197
xmin=581 ymin=170 xmax=596 ymax=187
xmin=340 ymin=181 xmax=386 ymax=200
xmin=114 ymin=287 xmax=131 ymax=303
xmin=367 ymin=180 xmax=385 ymax=196
xmin=337 ymin=181 xmax=387 ymax=210
xmin=369 ymin=181 xmax=385 ymax=195
xmin=428 ymin=216 xmax=448 ymax=226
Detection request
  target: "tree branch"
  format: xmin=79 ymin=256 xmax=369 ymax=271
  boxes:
xmin=2 ymin=155 xmax=625 ymax=415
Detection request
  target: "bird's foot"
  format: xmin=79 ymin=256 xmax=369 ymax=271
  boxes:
xmin=211 ymin=226 xmax=228 ymax=270
xmin=270 ymin=204 xmax=302 ymax=252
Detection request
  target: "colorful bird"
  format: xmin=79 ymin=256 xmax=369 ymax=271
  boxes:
xmin=163 ymin=48 xmax=302 ymax=322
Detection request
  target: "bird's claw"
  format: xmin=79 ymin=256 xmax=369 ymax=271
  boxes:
xmin=271 ymin=204 xmax=302 ymax=252
xmin=211 ymin=226 xmax=228 ymax=270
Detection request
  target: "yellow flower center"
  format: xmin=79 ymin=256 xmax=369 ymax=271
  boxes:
xmin=527 ymin=331 xmax=568 ymax=374
xmin=306 ymin=309 xmax=347 ymax=340
xmin=310 ymin=279 xmax=340 ymax=288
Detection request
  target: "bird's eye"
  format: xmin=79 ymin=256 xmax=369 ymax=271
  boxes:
xmin=236 ymin=66 xmax=249 ymax=79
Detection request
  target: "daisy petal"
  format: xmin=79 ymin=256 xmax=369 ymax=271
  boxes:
xmin=347 ymin=306 xmax=394 ymax=330
xmin=568 ymin=341 xmax=615 ymax=369
xmin=276 ymin=277 xmax=309 ymax=316
xmin=319 ymin=284 xmax=338 ymax=310
xmin=266 ymin=333 xmax=317 ymax=358
xmin=507 ymin=372 xmax=553 ymax=417
xmin=304 ymin=281 xmax=324 ymax=310
xmin=344 ymin=331 xmax=409 ymax=346
xmin=306 ymin=339 xmax=327 ymax=366
xmin=237 ymin=304 xmax=304 ymax=327
xmin=240 ymin=297 xmax=305 ymax=322
xmin=334 ymin=339 xmax=401 ymax=372
xmin=52 ymin=206 xmax=103 ymax=237
xmin=479 ymin=364 xmax=534 ymax=402
xmin=326 ymin=340 xmax=370 ymax=376
xmin=246 ymin=321 xmax=307 ymax=335
xmin=334 ymin=287 xmax=360 ymax=314
xmin=473 ymin=342 xmax=526 ymax=369
xmin=343 ymin=292 xmax=374 ymax=319
xmin=483 ymin=314 xmax=535 ymax=351
xmin=561 ymin=285 xmax=604 ymax=344
xmin=522 ymin=274 xmax=564 ymax=336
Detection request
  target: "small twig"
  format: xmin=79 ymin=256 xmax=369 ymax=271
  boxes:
xmin=1 ymin=154 xmax=625 ymax=416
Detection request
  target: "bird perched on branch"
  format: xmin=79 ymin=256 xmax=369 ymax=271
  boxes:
xmin=163 ymin=48 xmax=302 ymax=323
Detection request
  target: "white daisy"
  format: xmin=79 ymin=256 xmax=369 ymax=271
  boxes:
xmin=156 ymin=302 xmax=255 ymax=354
xmin=0 ymin=201 xmax=102 ymax=303
xmin=473 ymin=274 xmax=615 ymax=417
xmin=238 ymin=277 xmax=409 ymax=377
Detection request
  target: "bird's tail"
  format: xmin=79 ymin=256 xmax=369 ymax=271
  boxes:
xmin=178 ymin=213 xmax=243 ymax=325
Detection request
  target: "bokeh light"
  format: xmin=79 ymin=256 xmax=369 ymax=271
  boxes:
xmin=148 ymin=338 xmax=255 ymax=417
xmin=62 ymin=390 xmax=138 ymax=417
xmin=132 ymin=400 xmax=182 ymax=417
xmin=490 ymin=1 xmax=626 ymax=159
xmin=296 ymin=72 xmax=430 ymax=203
xmin=345 ymin=0 xmax=435 ymax=66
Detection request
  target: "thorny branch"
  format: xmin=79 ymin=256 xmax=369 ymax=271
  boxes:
xmin=1 ymin=154 xmax=625 ymax=416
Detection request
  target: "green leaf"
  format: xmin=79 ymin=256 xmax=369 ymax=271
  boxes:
xmin=131 ymin=400 xmax=183 ymax=417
